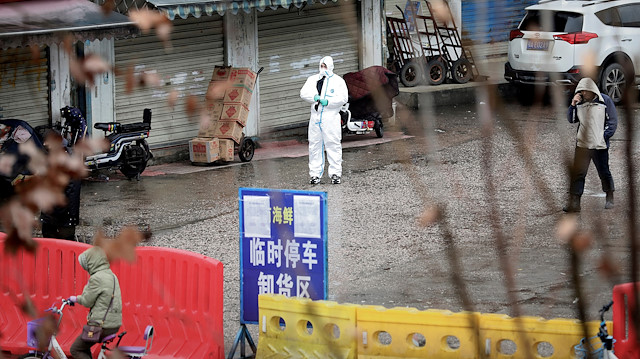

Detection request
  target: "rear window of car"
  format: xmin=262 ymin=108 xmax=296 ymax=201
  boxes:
xmin=519 ymin=10 xmax=583 ymax=32
xmin=596 ymin=7 xmax=622 ymax=26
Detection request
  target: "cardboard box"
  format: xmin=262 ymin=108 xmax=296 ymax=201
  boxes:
xmin=220 ymin=103 xmax=250 ymax=126
xmin=207 ymin=101 xmax=224 ymax=122
xmin=223 ymin=86 xmax=253 ymax=107
xmin=219 ymin=139 xmax=235 ymax=162
xmin=214 ymin=121 xmax=244 ymax=144
xmin=211 ymin=66 xmax=232 ymax=81
xmin=229 ymin=68 xmax=257 ymax=90
xmin=206 ymin=81 xmax=231 ymax=101
xmin=189 ymin=137 xmax=219 ymax=163
xmin=197 ymin=120 xmax=217 ymax=138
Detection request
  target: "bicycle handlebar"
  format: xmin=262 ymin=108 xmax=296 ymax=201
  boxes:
xmin=599 ymin=300 xmax=614 ymax=322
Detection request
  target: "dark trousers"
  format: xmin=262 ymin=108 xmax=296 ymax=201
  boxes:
xmin=569 ymin=146 xmax=615 ymax=196
xmin=70 ymin=326 xmax=120 ymax=359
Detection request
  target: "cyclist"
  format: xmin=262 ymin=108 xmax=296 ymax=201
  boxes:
xmin=67 ymin=246 xmax=122 ymax=359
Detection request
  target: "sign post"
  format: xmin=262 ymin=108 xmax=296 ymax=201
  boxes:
xmin=228 ymin=188 xmax=328 ymax=358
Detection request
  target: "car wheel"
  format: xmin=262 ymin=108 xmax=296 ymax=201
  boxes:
xmin=400 ymin=61 xmax=425 ymax=87
xmin=601 ymin=62 xmax=626 ymax=104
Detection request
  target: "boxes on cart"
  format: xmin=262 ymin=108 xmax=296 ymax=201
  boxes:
xmin=211 ymin=66 xmax=232 ymax=81
xmin=219 ymin=139 xmax=235 ymax=162
xmin=197 ymin=102 xmax=223 ymax=138
xmin=214 ymin=121 xmax=244 ymax=144
xmin=220 ymin=103 xmax=250 ymax=126
xmin=189 ymin=137 xmax=219 ymax=163
xmin=229 ymin=68 xmax=257 ymax=90
xmin=206 ymin=81 xmax=231 ymax=101
xmin=223 ymin=86 xmax=253 ymax=107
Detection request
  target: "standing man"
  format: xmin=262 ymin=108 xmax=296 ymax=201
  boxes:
xmin=564 ymin=77 xmax=617 ymax=212
xmin=300 ymin=56 xmax=349 ymax=185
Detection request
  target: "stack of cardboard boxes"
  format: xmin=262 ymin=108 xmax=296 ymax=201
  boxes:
xmin=189 ymin=66 xmax=257 ymax=163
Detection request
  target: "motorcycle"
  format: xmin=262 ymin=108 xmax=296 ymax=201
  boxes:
xmin=341 ymin=66 xmax=400 ymax=139
xmin=59 ymin=106 xmax=153 ymax=180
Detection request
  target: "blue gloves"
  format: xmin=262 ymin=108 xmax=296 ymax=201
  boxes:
xmin=319 ymin=99 xmax=328 ymax=106
xmin=313 ymin=95 xmax=320 ymax=101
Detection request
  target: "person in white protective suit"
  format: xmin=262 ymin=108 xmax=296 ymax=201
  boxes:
xmin=300 ymin=56 xmax=349 ymax=184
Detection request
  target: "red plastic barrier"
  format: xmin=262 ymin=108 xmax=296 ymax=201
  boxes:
xmin=613 ymin=282 xmax=640 ymax=359
xmin=0 ymin=234 xmax=224 ymax=359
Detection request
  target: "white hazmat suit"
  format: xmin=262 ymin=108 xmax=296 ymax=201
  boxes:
xmin=300 ymin=56 xmax=349 ymax=181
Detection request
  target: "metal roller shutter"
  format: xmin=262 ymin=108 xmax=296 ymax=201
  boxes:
xmin=257 ymin=1 xmax=359 ymax=133
xmin=0 ymin=47 xmax=50 ymax=128
xmin=114 ymin=15 xmax=224 ymax=148
xmin=462 ymin=0 xmax=536 ymax=59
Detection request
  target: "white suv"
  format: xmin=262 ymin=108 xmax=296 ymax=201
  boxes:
xmin=504 ymin=0 xmax=640 ymax=103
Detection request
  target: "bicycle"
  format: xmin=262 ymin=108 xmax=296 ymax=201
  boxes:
xmin=19 ymin=299 xmax=154 ymax=359
xmin=575 ymin=301 xmax=618 ymax=359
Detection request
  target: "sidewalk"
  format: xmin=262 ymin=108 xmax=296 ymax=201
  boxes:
xmin=396 ymin=57 xmax=510 ymax=108
xmin=142 ymin=58 xmax=507 ymax=176
xmin=143 ymin=131 xmax=412 ymax=176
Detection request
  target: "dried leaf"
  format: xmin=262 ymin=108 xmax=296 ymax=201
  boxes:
xmin=35 ymin=315 xmax=57 ymax=352
xmin=20 ymin=295 xmax=38 ymax=318
xmin=580 ymin=50 xmax=597 ymax=79
xmin=101 ymin=1 xmax=116 ymax=15
xmin=95 ymin=226 xmax=146 ymax=263
xmin=570 ymin=231 xmax=592 ymax=252
xmin=185 ymin=95 xmax=200 ymax=117
xmin=429 ymin=0 xmax=452 ymax=23
xmin=125 ymin=65 xmax=135 ymax=93
xmin=140 ymin=71 xmax=162 ymax=88
xmin=598 ymin=255 xmax=620 ymax=278
xmin=0 ymin=154 xmax=16 ymax=176
xmin=1 ymin=200 xmax=37 ymax=253
xmin=206 ymin=80 xmax=231 ymax=101
xmin=556 ymin=215 xmax=578 ymax=244
xmin=417 ymin=205 xmax=440 ymax=227
xmin=19 ymin=141 xmax=47 ymax=176
xmin=29 ymin=45 xmax=40 ymax=64
xmin=167 ymin=90 xmax=179 ymax=109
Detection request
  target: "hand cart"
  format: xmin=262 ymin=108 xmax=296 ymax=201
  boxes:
xmin=386 ymin=0 xmax=479 ymax=87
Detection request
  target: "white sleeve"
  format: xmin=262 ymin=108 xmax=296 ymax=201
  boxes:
xmin=300 ymin=76 xmax=318 ymax=104
xmin=325 ymin=77 xmax=349 ymax=110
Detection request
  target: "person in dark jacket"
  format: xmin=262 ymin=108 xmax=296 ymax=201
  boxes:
xmin=68 ymin=246 xmax=123 ymax=359
xmin=563 ymin=77 xmax=618 ymax=212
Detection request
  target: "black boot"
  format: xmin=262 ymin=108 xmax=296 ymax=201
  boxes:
xmin=605 ymin=191 xmax=614 ymax=209
xmin=563 ymin=194 xmax=581 ymax=213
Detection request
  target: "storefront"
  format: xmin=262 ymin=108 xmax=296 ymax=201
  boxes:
xmin=257 ymin=0 xmax=360 ymax=133
xmin=0 ymin=0 xmax=137 ymax=129
xmin=114 ymin=15 xmax=225 ymax=148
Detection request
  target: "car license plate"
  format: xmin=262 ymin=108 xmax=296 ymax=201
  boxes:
xmin=527 ymin=39 xmax=549 ymax=51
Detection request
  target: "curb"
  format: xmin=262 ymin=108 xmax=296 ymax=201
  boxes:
xmin=396 ymin=82 xmax=513 ymax=109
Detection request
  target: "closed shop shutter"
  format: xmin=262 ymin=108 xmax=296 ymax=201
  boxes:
xmin=462 ymin=0 xmax=537 ymax=59
xmin=257 ymin=1 xmax=359 ymax=133
xmin=114 ymin=15 xmax=224 ymax=148
xmin=0 ymin=47 xmax=50 ymax=128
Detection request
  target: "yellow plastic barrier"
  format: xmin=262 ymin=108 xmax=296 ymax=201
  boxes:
xmin=357 ymin=306 xmax=482 ymax=358
xmin=479 ymin=313 xmax=607 ymax=359
xmin=256 ymin=295 xmax=606 ymax=359
xmin=256 ymin=294 xmax=358 ymax=359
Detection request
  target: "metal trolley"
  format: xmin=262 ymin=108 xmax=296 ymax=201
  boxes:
xmin=386 ymin=0 xmax=479 ymax=87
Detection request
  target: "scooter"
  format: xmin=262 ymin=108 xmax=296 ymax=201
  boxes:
xmin=340 ymin=104 xmax=383 ymax=138
xmin=59 ymin=106 xmax=153 ymax=180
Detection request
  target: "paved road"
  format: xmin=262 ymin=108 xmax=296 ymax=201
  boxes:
xmin=75 ymin=96 xmax=640 ymax=352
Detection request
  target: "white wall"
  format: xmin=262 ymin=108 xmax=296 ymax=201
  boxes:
xmin=225 ymin=10 xmax=259 ymax=138
xmin=84 ymin=38 xmax=115 ymax=132
xmin=361 ymin=0 xmax=384 ymax=68
xmin=49 ymin=44 xmax=71 ymax=126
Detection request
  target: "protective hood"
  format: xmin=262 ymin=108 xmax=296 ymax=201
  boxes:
xmin=575 ymin=77 xmax=604 ymax=102
xmin=319 ymin=56 xmax=334 ymax=77
xmin=78 ymin=246 xmax=110 ymax=275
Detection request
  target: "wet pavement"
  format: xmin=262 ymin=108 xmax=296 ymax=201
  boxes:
xmin=74 ymin=97 xmax=640 ymax=353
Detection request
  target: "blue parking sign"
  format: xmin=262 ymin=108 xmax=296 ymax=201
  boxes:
xmin=239 ymin=188 xmax=328 ymax=324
